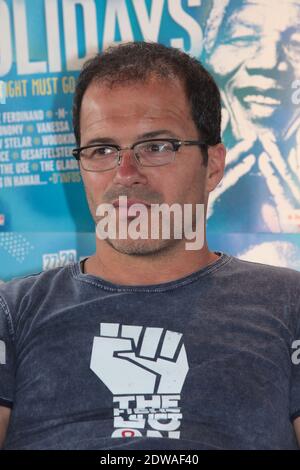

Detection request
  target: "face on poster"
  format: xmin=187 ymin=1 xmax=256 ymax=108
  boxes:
xmin=205 ymin=0 xmax=300 ymax=233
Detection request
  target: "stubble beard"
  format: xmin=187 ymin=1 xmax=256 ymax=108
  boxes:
xmin=104 ymin=234 xmax=181 ymax=256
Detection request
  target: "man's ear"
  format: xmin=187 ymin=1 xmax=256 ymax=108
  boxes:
xmin=205 ymin=143 xmax=226 ymax=192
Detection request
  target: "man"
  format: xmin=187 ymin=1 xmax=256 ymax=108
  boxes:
xmin=0 ymin=41 xmax=299 ymax=450
xmin=205 ymin=0 xmax=300 ymax=233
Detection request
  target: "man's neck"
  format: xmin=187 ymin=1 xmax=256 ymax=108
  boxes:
xmin=82 ymin=240 xmax=220 ymax=286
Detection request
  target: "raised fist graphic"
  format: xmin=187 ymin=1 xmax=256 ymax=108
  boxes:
xmin=90 ymin=323 xmax=189 ymax=395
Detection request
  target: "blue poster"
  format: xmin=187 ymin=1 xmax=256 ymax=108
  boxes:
xmin=0 ymin=0 xmax=300 ymax=281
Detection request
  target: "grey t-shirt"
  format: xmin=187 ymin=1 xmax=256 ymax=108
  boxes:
xmin=0 ymin=252 xmax=300 ymax=450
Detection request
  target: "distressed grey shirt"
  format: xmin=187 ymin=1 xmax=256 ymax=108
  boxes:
xmin=0 ymin=253 xmax=299 ymax=449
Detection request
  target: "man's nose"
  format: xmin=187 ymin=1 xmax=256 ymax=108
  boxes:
xmin=245 ymin=36 xmax=288 ymax=72
xmin=112 ymin=149 xmax=148 ymax=187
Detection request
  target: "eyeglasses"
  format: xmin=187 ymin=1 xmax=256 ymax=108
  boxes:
xmin=72 ymin=138 xmax=209 ymax=172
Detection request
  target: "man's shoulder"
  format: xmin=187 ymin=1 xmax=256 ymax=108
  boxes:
xmin=228 ymin=255 xmax=300 ymax=290
xmin=1 ymin=263 xmax=70 ymax=288
xmin=230 ymin=255 xmax=300 ymax=275
xmin=0 ymin=264 xmax=74 ymax=315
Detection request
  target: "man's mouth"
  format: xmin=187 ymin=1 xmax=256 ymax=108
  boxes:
xmin=112 ymin=198 xmax=151 ymax=209
xmin=237 ymin=86 xmax=284 ymax=108
xmin=243 ymin=95 xmax=281 ymax=106
xmin=112 ymin=198 xmax=151 ymax=219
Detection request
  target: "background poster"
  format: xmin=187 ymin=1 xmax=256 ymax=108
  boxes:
xmin=0 ymin=0 xmax=299 ymax=281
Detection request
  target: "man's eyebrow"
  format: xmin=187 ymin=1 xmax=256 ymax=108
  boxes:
xmin=136 ymin=130 xmax=179 ymax=140
xmin=227 ymin=13 xmax=261 ymax=33
xmin=84 ymin=130 xmax=179 ymax=146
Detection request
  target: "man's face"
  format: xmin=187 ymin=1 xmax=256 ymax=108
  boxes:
xmin=207 ymin=0 xmax=300 ymax=133
xmin=79 ymin=78 xmax=214 ymax=255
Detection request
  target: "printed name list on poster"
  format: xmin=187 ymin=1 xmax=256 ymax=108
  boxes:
xmin=0 ymin=75 xmax=80 ymax=190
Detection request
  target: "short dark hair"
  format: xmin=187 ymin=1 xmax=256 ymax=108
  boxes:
xmin=72 ymin=41 xmax=222 ymax=165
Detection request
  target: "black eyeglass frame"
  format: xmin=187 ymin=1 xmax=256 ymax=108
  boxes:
xmin=72 ymin=138 xmax=211 ymax=171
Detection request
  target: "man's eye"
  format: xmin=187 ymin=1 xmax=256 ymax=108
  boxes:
xmin=222 ymin=35 xmax=259 ymax=47
xmin=148 ymin=144 xmax=162 ymax=152
xmin=92 ymin=146 xmax=115 ymax=157
xmin=287 ymin=40 xmax=300 ymax=52
xmin=144 ymin=142 xmax=172 ymax=153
